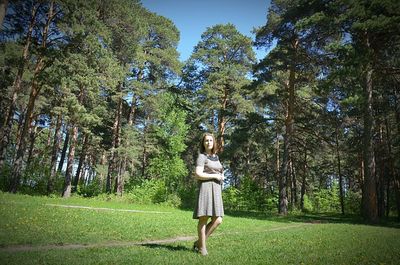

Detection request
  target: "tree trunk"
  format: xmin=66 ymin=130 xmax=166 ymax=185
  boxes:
xmin=115 ymin=157 xmax=126 ymax=196
xmin=62 ymin=125 xmax=78 ymax=198
xmin=141 ymin=117 xmax=149 ymax=179
xmin=300 ymin=151 xmax=307 ymax=211
xmin=0 ymin=0 xmax=9 ymax=29
xmin=10 ymin=77 xmax=42 ymax=192
xmin=335 ymin=125 xmax=345 ymax=215
xmin=73 ymin=133 xmax=88 ymax=188
xmin=98 ymin=152 xmax=106 ymax=189
xmin=279 ymin=106 xmax=291 ymax=215
xmin=0 ymin=2 xmax=39 ymax=170
xmin=376 ymin=122 xmax=386 ymax=218
xmin=383 ymin=112 xmax=392 ymax=218
xmin=275 ymin=127 xmax=280 ymax=179
xmin=26 ymin=119 xmax=38 ymax=167
xmin=47 ymin=114 xmax=62 ymax=194
xmin=395 ymin=176 xmax=400 ymax=221
xmin=46 ymin=118 xmax=53 ymax=148
xmin=63 ymin=79 xmax=85 ymax=197
xmin=361 ymin=59 xmax=378 ymax=222
xmin=287 ymin=159 xmax=292 ymax=209
xmin=279 ymin=64 xmax=296 ymax=214
xmin=279 ymin=37 xmax=298 ymax=215
xmin=9 ymin=2 xmax=54 ymax=193
xmin=121 ymin=96 xmax=136 ymax=195
xmin=127 ymin=96 xmax=136 ymax=126
xmin=58 ymin=129 xmax=69 ymax=172
xmin=106 ymin=95 xmax=122 ymax=193
xmin=393 ymin=87 xmax=400 ymax=220
xmin=291 ymin=159 xmax=298 ymax=207
xmin=217 ymin=86 xmax=228 ymax=153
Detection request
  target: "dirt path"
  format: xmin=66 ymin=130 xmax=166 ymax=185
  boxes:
xmin=0 ymin=224 xmax=311 ymax=253
xmin=45 ymin=204 xmax=171 ymax=214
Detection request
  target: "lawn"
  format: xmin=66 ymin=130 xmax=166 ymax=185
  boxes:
xmin=0 ymin=192 xmax=399 ymax=264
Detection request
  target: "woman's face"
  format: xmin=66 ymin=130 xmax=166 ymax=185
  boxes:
xmin=203 ymin=135 xmax=214 ymax=153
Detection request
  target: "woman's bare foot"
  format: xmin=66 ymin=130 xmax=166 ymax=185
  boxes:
xmin=199 ymin=248 xmax=208 ymax=256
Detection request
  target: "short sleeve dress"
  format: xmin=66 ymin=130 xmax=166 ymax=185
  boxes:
xmin=193 ymin=153 xmax=224 ymax=219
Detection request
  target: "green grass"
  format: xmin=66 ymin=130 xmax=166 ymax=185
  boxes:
xmin=1 ymin=192 xmax=399 ymax=265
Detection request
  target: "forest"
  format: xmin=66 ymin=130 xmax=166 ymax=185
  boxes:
xmin=0 ymin=0 xmax=399 ymax=224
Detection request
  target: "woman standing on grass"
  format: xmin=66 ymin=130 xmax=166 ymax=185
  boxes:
xmin=193 ymin=132 xmax=224 ymax=256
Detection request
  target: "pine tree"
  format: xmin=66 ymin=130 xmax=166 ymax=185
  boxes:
xmin=188 ymin=23 xmax=255 ymax=153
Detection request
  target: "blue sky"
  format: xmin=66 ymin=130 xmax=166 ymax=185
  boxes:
xmin=141 ymin=0 xmax=271 ymax=62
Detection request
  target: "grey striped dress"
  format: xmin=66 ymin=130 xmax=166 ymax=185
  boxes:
xmin=193 ymin=153 xmax=224 ymax=219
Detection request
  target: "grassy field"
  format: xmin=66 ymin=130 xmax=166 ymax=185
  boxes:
xmin=1 ymin=192 xmax=399 ymax=265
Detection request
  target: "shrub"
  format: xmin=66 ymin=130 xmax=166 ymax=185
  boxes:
xmin=0 ymin=163 xmax=12 ymax=191
xmin=312 ymin=184 xmax=341 ymax=213
xmin=223 ymin=176 xmax=277 ymax=212
xmin=344 ymin=190 xmax=361 ymax=214
xmin=125 ymin=179 xmax=182 ymax=206
xmin=162 ymin=193 xmax=182 ymax=208
xmin=177 ymin=181 xmax=197 ymax=209
xmin=223 ymin=186 xmax=241 ymax=211
xmin=302 ymin=194 xmax=313 ymax=213
xmin=77 ymin=178 xmax=102 ymax=197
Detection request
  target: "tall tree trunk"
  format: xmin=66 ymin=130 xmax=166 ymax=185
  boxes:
xmin=106 ymin=95 xmax=122 ymax=193
xmin=287 ymin=159 xmax=292 ymax=208
xmin=383 ymin=107 xmax=392 ymax=217
xmin=279 ymin=127 xmax=289 ymax=215
xmin=58 ymin=129 xmax=69 ymax=172
xmin=121 ymin=96 xmax=136 ymax=195
xmin=10 ymin=78 xmax=42 ymax=192
xmin=26 ymin=119 xmax=38 ymax=167
xmin=217 ymin=86 xmax=228 ymax=153
xmin=0 ymin=2 xmax=39 ymax=170
xmin=62 ymin=125 xmax=78 ymax=198
xmin=393 ymin=87 xmax=400 ymax=220
xmin=395 ymin=175 xmax=400 ymax=221
xmin=113 ymin=88 xmax=137 ymax=193
xmin=275 ymin=126 xmax=281 ymax=177
xmin=376 ymin=122 xmax=386 ymax=218
xmin=0 ymin=0 xmax=8 ymax=29
xmin=279 ymin=64 xmax=296 ymax=214
xmin=73 ymin=133 xmax=88 ymax=188
xmin=141 ymin=117 xmax=149 ymax=179
xmin=98 ymin=152 xmax=106 ymax=189
xmin=46 ymin=118 xmax=53 ymax=148
xmin=47 ymin=114 xmax=62 ymax=194
xmin=115 ymin=157 xmax=126 ymax=196
xmin=361 ymin=54 xmax=378 ymax=222
xmin=279 ymin=111 xmax=291 ymax=214
xmin=335 ymin=125 xmax=345 ymax=215
xmin=300 ymin=151 xmax=307 ymax=211
xmin=384 ymin=118 xmax=394 ymax=217
xmin=9 ymin=2 xmax=55 ymax=193
xmin=127 ymin=96 xmax=136 ymax=126
xmin=279 ymin=37 xmax=297 ymax=215
xmin=291 ymin=159 xmax=297 ymax=207
xmin=63 ymin=80 xmax=85 ymax=197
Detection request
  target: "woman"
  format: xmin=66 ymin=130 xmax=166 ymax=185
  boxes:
xmin=193 ymin=132 xmax=224 ymax=256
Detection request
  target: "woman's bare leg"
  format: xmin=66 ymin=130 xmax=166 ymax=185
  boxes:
xmin=197 ymin=216 xmax=209 ymax=255
xmin=205 ymin=216 xmax=222 ymax=238
xmin=195 ymin=216 xmax=222 ymax=253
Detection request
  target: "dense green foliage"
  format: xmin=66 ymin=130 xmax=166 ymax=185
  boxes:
xmin=0 ymin=0 xmax=399 ymax=223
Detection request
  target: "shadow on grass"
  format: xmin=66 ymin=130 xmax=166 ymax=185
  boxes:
xmin=141 ymin=243 xmax=192 ymax=253
xmin=224 ymin=210 xmax=400 ymax=229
